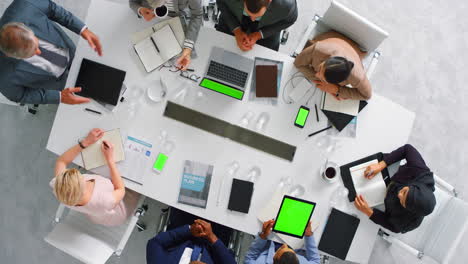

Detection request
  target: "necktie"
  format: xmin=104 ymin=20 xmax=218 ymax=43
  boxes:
xmin=190 ymin=244 xmax=202 ymax=262
xmin=38 ymin=46 xmax=68 ymax=68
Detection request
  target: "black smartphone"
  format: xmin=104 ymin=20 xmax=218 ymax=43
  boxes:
xmin=294 ymin=105 xmax=310 ymax=128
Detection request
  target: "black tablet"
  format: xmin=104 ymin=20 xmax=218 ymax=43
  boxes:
xmin=272 ymin=195 xmax=316 ymax=238
xmin=75 ymin=58 xmax=126 ymax=106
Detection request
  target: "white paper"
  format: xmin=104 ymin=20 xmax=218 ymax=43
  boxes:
xmin=322 ymin=92 xmax=360 ymax=116
xmin=118 ymin=136 xmax=153 ymax=184
xmin=178 ymin=247 xmax=193 ymax=264
xmin=350 ymin=159 xmax=387 ymax=207
xmin=152 ymin=17 xmax=185 ymax=47
xmin=151 ymin=24 xmax=182 ymax=61
xmin=134 ymin=38 xmax=164 ymax=72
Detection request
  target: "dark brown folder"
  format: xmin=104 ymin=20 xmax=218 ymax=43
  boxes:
xmin=255 ymin=65 xmax=278 ymax=97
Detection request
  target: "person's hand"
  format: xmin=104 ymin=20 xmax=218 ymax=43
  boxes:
xmin=259 ymin=219 xmax=275 ymax=240
xmin=61 ymin=87 xmax=91 ymax=105
xmin=364 ymin=161 xmax=387 ymax=179
xmin=81 ymin=128 xmax=104 ymax=147
xmin=101 ymin=140 xmax=115 ymax=163
xmin=304 ymin=221 xmax=313 ymax=237
xmin=139 ymin=7 xmax=156 ymax=21
xmin=354 ymin=195 xmax=374 ymax=217
xmin=194 ymin=219 xmax=218 ymax=244
xmin=245 ymin=32 xmax=262 ymax=48
xmin=81 ymin=29 xmax=102 ymax=56
xmin=176 ymin=48 xmax=192 ymax=71
xmin=313 ymin=80 xmax=341 ymax=98
xmin=233 ymin=28 xmax=252 ymax=51
xmin=190 ymin=223 xmax=205 ymax=238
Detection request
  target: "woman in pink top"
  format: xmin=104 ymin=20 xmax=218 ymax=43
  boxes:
xmin=51 ymin=128 xmax=139 ymax=226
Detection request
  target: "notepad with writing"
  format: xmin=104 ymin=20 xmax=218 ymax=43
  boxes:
xmin=134 ymin=24 xmax=182 ymax=72
xmin=81 ymin=129 xmax=125 ymax=170
xmin=349 ymin=159 xmax=387 ymax=207
xmin=321 ymin=92 xmax=360 ymax=116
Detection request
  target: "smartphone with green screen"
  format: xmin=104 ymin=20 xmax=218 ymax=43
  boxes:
xmin=294 ymin=106 xmax=310 ymax=128
xmin=153 ymin=153 xmax=168 ymax=174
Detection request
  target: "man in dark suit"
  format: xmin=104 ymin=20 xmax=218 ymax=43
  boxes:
xmin=146 ymin=218 xmax=237 ymax=264
xmin=216 ymin=0 xmax=298 ymax=51
xmin=0 ymin=0 xmax=102 ymax=105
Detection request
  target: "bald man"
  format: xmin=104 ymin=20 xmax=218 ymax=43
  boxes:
xmin=0 ymin=0 xmax=102 ymax=105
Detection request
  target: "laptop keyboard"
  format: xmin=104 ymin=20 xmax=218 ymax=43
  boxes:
xmin=207 ymin=61 xmax=249 ymax=88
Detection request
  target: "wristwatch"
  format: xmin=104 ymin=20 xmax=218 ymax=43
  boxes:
xmin=78 ymin=140 xmax=86 ymax=149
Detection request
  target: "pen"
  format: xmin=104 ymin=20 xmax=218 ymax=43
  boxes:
xmin=84 ymin=108 xmax=102 ymax=115
xmin=150 ymin=38 xmax=160 ymax=53
xmin=314 ymin=104 xmax=319 ymax=122
xmin=308 ymin=125 xmax=333 ymax=137
xmin=103 ymin=141 xmax=109 ymax=149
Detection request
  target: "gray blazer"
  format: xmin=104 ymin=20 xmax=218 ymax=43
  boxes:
xmin=129 ymin=0 xmax=203 ymax=50
xmin=216 ymin=0 xmax=298 ymax=39
xmin=0 ymin=0 xmax=85 ymax=104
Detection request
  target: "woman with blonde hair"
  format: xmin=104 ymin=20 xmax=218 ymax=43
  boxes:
xmin=51 ymin=128 xmax=139 ymax=226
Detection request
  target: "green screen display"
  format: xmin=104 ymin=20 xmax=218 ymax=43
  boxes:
xmin=200 ymin=78 xmax=244 ymax=100
xmin=295 ymin=107 xmax=310 ymax=126
xmin=274 ymin=197 xmax=315 ymax=237
xmin=153 ymin=153 xmax=168 ymax=171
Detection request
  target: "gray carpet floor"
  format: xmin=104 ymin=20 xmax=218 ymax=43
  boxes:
xmin=1 ymin=0 xmax=467 ymax=263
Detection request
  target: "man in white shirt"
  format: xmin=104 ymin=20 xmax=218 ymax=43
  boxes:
xmin=0 ymin=0 xmax=102 ymax=105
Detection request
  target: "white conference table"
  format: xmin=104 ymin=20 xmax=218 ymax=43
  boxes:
xmin=46 ymin=0 xmax=415 ymax=263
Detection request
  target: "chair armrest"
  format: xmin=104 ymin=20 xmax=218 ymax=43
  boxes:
xmin=379 ymin=230 xmax=424 ymax=259
xmin=55 ymin=203 xmax=67 ymax=223
xmin=292 ymin=15 xmax=321 ymax=57
xmin=115 ymin=196 xmax=146 ymax=256
xmin=365 ymin=52 xmax=381 ymax=80
xmin=434 ymin=175 xmax=457 ymax=197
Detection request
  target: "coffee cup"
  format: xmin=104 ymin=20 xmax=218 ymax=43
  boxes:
xmin=155 ymin=5 xmax=168 ymax=18
xmin=321 ymin=161 xmax=339 ymax=183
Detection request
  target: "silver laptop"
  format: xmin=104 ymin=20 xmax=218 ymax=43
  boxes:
xmin=200 ymin=47 xmax=254 ymax=100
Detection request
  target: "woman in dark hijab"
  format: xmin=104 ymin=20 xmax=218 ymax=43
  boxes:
xmin=354 ymin=144 xmax=436 ymax=233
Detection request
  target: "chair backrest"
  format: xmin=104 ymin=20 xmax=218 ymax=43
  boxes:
xmin=44 ymin=209 xmax=130 ymax=264
xmin=396 ymin=181 xmax=468 ymax=264
xmin=321 ymin=1 xmax=389 ymax=52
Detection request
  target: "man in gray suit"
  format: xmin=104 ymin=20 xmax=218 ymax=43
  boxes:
xmin=216 ymin=0 xmax=298 ymax=51
xmin=0 ymin=0 xmax=102 ymax=105
xmin=129 ymin=0 xmax=203 ymax=70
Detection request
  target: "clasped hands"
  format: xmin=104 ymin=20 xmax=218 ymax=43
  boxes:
xmin=190 ymin=219 xmax=218 ymax=244
xmin=234 ymin=28 xmax=262 ymax=51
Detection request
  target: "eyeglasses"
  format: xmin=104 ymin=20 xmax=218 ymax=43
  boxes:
xmin=157 ymin=62 xmax=201 ymax=82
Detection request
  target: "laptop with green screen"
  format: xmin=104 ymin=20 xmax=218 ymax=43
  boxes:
xmin=272 ymin=195 xmax=316 ymax=238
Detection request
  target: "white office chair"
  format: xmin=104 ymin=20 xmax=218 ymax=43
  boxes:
xmin=379 ymin=175 xmax=468 ymax=264
xmin=44 ymin=195 xmax=147 ymax=264
xmin=292 ymin=0 xmax=389 ymax=80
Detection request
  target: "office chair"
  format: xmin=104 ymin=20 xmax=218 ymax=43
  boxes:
xmin=0 ymin=93 xmax=38 ymax=114
xmin=44 ymin=195 xmax=147 ymax=264
xmin=292 ymin=0 xmax=389 ymax=80
xmin=156 ymin=207 xmax=244 ymax=263
xmin=378 ymin=175 xmax=468 ymax=264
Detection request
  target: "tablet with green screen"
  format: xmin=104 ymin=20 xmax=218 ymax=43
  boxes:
xmin=272 ymin=195 xmax=316 ymax=238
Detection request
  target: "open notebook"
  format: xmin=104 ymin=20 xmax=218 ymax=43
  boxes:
xmin=321 ymin=91 xmax=360 ymax=116
xmin=133 ymin=24 xmax=182 ymax=72
xmin=350 ymin=159 xmax=387 ymax=207
xmin=81 ymin=129 xmax=125 ymax=170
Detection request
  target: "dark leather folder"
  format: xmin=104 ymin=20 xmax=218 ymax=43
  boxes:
xmin=321 ymin=100 xmax=368 ymax=131
xmin=318 ymin=208 xmax=360 ymax=260
xmin=255 ymin=65 xmax=278 ymax=97
xmin=228 ymin=179 xmax=254 ymax=213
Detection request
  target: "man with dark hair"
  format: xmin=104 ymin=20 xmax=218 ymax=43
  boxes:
xmin=244 ymin=220 xmax=320 ymax=264
xmin=216 ymin=0 xmax=298 ymax=51
xmin=294 ymin=31 xmax=372 ymax=100
xmin=0 ymin=0 xmax=102 ymax=105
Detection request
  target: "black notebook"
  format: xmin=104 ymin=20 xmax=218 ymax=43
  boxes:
xmin=318 ymin=208 xmax=360 ymax=260
xmin=75 ymin=58 xmax=126 ymax=106
xmin=322 ymin=100 xmax=368 ymax=131
xmin=227 ymin=179 xmax=254 ymax=213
